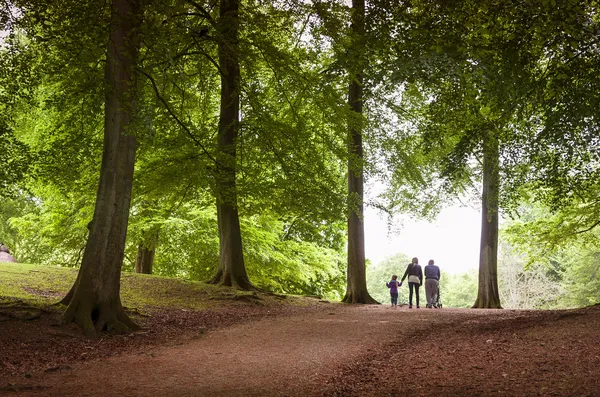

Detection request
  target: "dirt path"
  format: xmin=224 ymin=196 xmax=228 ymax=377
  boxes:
xmin=4 ymin=304 xmax=600 ymax=396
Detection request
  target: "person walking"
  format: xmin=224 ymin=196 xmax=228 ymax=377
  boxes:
xmin=424 ymin=259 xmax=440 ymax=308
xmin=400 ymin=257 xmax=422 ymax=308
xmin=386 ymin=275 xmax=400 ymax=307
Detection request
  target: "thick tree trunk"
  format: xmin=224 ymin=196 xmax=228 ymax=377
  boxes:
xmin=473 ymin=129 xmax=502 ymax=309
xmin=208 ymin=0 xmax=254 ymax=290
xmin=342 ymin=0 xmax=377 ymax=304
xmin=60 ymin=0 xmax=142 ymax=336
xmin=135 ymin=244 xmax=155 ymax=274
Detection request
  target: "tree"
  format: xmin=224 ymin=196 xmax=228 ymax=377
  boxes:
xmin=206 ymin=0 xmax=254 ymax=289
xmin=375 ymin=0 xmax=581 ymax=308
xmin=130 ymin=201 xmax=161 ymax=275
xmin=0 ymin=11 xmax=34 ymax=199
xmin=122 ymin=0 xmax=349 ymax=290
xmin=366 ymin=253 xmax=411 ymax=304
xmin=473 ymin=128 xmax=501 ymax=308
xmin=6 ymin=0 xmax=112 ymax=268
xmin=135 ymin=231 xmax=158 ymax=274
xmin=507 ymin=2 xmax=600 ymax=213
xmin=342 ymin=0 xmax=376 ymax=304
xmin=471 ymin=1 xmax=600 ymax=307
xmin=61 ymin=0 xmax=143 ymax=336
xmin=497 ymin=241 xmax=563 ymax=309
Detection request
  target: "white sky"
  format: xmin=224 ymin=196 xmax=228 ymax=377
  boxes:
xmin=364 ymin=204 xmax=481 ymax=274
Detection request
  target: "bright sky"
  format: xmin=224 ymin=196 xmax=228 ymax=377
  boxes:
xmin=364 ymin=204 xmax=481 ymax=275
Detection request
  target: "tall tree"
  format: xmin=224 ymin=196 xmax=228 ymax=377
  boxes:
xmin=375 ymin=0 xmax=582 ymax=308
xmin=134 ymin=1 xmax=348 ymax=290
xmin=473 ymin=128 xmax=501 ymax=308
xmin=208 ymin=0 xmax=254 ymax=289
xmin=61 ymin=0 xmax=143 ymax=335
xmin=342 ymin=0 xmax=376 ymax=304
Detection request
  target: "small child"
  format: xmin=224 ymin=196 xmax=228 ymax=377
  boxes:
xmin=386 ymin=275 xmax=400 ymax=307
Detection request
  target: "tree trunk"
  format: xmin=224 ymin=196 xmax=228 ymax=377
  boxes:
xmin=135 ymin=227 xmax=158 ymax=274
xmin=60 ymin=0 xmax=142 ymax=336
xmin=473 ymin=129 xmax=502 ymax=309
xmin=342 ymin=0 xmax=377 ymax=304
xmin=135 ymin=244 xmax=155 ymax=274
xmin=208 ymin=0 xmax=254 ymax=290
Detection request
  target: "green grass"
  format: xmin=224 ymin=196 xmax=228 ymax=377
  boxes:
xmin=0 ymin=262 xmax=322 ymax=312
xmin=0 ymin=262 xmax=76 ymax=305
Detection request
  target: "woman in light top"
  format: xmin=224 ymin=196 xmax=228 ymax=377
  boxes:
xmin=400 ymin=257 xmax=422 ymax=308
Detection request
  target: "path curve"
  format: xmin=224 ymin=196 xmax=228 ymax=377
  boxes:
xmin=9 ymin=304 xmax=599 ymax=397
xmin=9 ymin=305 xmax=478 ymax=396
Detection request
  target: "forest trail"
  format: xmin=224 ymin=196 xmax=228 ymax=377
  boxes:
xmin=5 ymin=303 xmax=600 ymax=396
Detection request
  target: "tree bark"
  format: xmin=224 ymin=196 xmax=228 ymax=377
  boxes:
xmin=135 ymin=243 xmax=155 ymax=274
xmin=135 ymin=227 xmax=158 ymax=274
xmin=208 ymin=0 xmax=254 ymax=290
xmin=60 ymin=0 xmax=143 ymax=336
xmin=473 ymin=129 xmax=503 ymax=309
xmin=342 ymin=0 xmax=377 ymax=304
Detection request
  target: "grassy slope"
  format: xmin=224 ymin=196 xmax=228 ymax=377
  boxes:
xmin=0 ymin=262 xmax=334 ymax=380
xmin=0 ymin=262 xmax=322 ymax=312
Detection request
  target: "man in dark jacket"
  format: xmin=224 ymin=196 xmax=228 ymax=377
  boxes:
xmin=424 ymin=259 xmax=440 ymax=308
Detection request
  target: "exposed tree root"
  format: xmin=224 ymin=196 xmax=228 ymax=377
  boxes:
xmin=123 ymin=306 xmax=150 ymax=317
xmin=0 ymin=302 xmax=54 ymax=322
xmin=0 ymin=309 xmax=40 ymax=321
xmin=61 ymin=298 xmax=140 ymax=338
xmin=342 ymin=292 xmax=379 ymax=304
xmin=264 ymin=292 xmax=288 ymax=299
xmin=233 ymin=293 xmax=262 ymax=304
xmin=0 ymin=309 xmax=41 ymax=322
xmin=472 ymin=298 xmax=503 ymax=309
xmin=207 ymin=269 xmax=258 ymax=291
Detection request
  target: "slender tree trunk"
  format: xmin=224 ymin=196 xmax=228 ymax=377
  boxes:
xmin=208 ymin=0 xmax=254 ymax=290
xmin=60 ymin=0 xmax=142 ymax=336
xmin=135 ymin=243 xmax=155 ymax=274
xmin=342 ymin=0 xmax=377 ymax=304
xmin=135 ymin=225 xmax=158 ymax=274
xmin=473 ymin=129 xmax=502 ymax=309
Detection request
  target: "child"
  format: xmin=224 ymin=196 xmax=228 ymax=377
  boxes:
xmin=386 ymin=275 xmax=400 ymax=307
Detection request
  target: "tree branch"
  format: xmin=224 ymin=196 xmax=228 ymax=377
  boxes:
xmin=141 ymin=70 xmax=217 ymax=165
xmin=185 ymin=0 xmax=217 ymax=28
xmin=574 ymin=219 xmax=600 ymax=235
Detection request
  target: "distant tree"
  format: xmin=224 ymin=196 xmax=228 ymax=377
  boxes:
xmin=0 ymin=14 xmax=34 ymax=198
xmin=438 ymin=272 xmax=478 ymax=308
xmin=131 ymin=202 xmax=160 ymax=275
xmin=366 ymin=253 xmax=411 ymax=304
xmin=135 ymin=230 xmax=158 ymax=274
xmin=497 ymin=242 xmax=563 ymax=309
xmin=504 ymin=204 xmax=600 ymax=309
xmin=5 ymin=0 xmax=110 ymax=267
